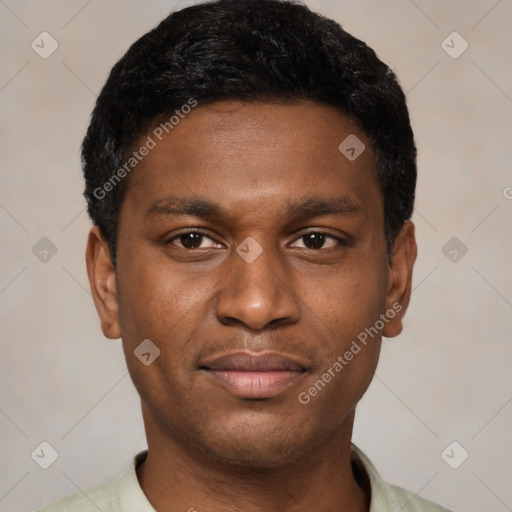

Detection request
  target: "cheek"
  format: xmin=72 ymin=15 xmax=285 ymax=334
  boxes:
xmin=297 ymin=341 xmax=380 ymax=432
xmin=115 ymin=254 xmax=221 ymax=404
xmin=301 ymin=260 xmax=387 ymax=414
xmin=301 ymin=258 xmax=388 ymax=341
xmin=296 ymin=264 xmax=386 ymax=412
xmin=116 ymin=254 xmax=213 ymax=344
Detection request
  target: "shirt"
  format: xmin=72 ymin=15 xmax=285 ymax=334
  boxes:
xmin=37 ymin=444 xmax=453 ymax=511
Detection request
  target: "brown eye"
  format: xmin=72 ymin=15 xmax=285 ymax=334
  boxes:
xmin=178 ymin=233 xmax=204 ymax=249
xmin=302 ymin=233 xmax=325 ymax=249
xmin=291 ymin=232 xmax=346 ymax=250
xmin=166 ymin=231 xmax=221 ymax=250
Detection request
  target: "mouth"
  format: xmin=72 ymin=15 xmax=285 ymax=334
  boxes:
xmin=199 ymin=351 xmax=309 ymax=399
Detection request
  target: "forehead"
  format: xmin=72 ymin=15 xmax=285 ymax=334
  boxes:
xmin=122 ymin=101 xmax=382 ymax=222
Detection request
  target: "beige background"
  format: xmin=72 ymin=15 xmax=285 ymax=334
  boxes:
xmin=1 ymin=1 xmax=511 ymax=511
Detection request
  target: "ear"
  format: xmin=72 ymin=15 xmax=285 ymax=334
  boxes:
xmin=382 ymin=221 xmax=417 ymax=338
xmin=85 ymin=226 xmax=121 ymax=339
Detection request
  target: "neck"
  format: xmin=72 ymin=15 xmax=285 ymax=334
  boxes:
xmin=136 ymin=407 xmax=370 ymax=512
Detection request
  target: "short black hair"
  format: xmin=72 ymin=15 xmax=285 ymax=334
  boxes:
xmin=82 ymin=0 xmax=416 ymax=267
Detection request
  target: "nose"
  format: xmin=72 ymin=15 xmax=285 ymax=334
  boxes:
xmin=215 ymin=242 xmax=301 ymax=330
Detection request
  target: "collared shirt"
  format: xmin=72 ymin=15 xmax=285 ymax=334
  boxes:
xmin=38 ymin=444 xmax=453 ymax=511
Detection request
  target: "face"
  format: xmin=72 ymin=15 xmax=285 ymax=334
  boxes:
xmin=87 ymin=101 xmax=416 ymax=467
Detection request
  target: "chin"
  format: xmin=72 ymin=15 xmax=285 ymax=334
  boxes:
xmin=193 ymin=417 xmax=312 ymax=469
xmin=208 ymin=441 xmax=303 ymax=469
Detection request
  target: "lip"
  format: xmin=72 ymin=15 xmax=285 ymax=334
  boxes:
xmin=199 ymin=351 xmax=309 ymax=399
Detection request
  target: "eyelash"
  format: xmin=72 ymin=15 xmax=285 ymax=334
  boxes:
xmin=164 ymin=229 xmax=350 ymax=250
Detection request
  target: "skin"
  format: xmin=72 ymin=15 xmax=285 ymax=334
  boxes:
xmin=86 ymin=100 xmax=417 ymax=512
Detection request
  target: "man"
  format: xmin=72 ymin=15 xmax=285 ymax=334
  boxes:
xmin=39 ymin=0 xmax=453 ymax=510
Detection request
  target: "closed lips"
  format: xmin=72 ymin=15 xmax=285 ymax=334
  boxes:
xmin=200 ymin=352 xmax=307 ymax=372
xmin=198 ymin=351 xmax=310 ymax=399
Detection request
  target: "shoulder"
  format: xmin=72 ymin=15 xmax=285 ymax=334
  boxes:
xmin=37 ymin=477 xmax=121 ymax=512
xmin=384 ymin=482 xmax=454 ymax=512
xmin=36 ymin=451 xmax=151 ymax=512
xmin=350 ymin=443 xmax=454 ymax=512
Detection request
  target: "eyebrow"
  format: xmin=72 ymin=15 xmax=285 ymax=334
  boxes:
xmin=144 ymin=195 xmax=362 ymax=221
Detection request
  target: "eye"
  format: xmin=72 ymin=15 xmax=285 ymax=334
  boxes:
xmin=166 ymin=231 xmax=222 ymax=250
xmin=290 ymin=232 xmax=348 ymax=250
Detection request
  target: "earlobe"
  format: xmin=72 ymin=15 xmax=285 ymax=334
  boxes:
xmin=85 ymin=226 xmax=121 ymax=340
xmin=382 ymin=221 xmax=417 ymax=338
